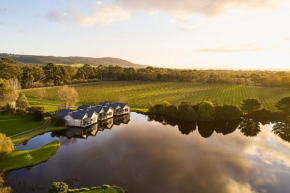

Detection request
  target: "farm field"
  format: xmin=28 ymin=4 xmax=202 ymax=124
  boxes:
xmin=22 ymin=81 xmax=290 ymax=110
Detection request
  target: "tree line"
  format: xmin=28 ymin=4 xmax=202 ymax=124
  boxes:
xmin=1 ymin=58 xmax=290 ymax=89
xmin=147 ymin=97 xmax=290 ymax=122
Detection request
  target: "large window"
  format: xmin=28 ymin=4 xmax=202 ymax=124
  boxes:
xmin=124 ymin=108 xmax=128 ymax=112
xmin=108 ymin=112 xmax=112 ymax=116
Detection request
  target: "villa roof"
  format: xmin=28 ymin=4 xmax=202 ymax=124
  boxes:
xmin=70 ymin=111 xmax=87 ymax=119
xmin=98 ymin=101 xmax=129 ymax=109
xmin=103 ymin=106 xmax=113 ymax=112
xmin=90 ymin=106 xmax=104 ymax=113
xmin=55 ymin=109 xmax=74 ymax=118
xmin=77 ymin=105 xmax=92 ymax=110
xmin=86 ymin=109 xmax=97 ymax=117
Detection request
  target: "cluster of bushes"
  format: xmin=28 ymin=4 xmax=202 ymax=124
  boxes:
xmin=51 ymin=116 xmax=66 ymax=126
xmin=148 ymin=97 xmax=290 ymax=122
xmin=49 ymin=182 xmax=125 ymax=193
xmin=148 ymin=101 xmax=242 ymax=122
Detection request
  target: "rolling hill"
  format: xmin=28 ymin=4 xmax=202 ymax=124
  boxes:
xmin=0 ymin=53 xmax=147 ymax=68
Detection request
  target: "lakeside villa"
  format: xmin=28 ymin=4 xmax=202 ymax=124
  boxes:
xmin=55 ymin=101 xmax=130 ymax=127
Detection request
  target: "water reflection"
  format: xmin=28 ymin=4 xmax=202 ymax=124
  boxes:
xmin=6 ymin=113 xmax=290 ymax=193
xmin=148 ymin=114 xmax=290 ymax=143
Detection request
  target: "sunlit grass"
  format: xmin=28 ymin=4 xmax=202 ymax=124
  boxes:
xmin=22 ymin=81 xmax=290 ymax=110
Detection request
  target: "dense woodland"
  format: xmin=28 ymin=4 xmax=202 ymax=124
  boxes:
xmin=0 ymin=58 xmax=290 ymax=89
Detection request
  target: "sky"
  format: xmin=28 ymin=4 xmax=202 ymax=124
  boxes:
xmin=0 ymin=0 xmax=290 ymax=69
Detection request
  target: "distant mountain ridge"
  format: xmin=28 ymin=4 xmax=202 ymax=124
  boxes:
xmin=0 ymin=53 xmax=147 ymax=68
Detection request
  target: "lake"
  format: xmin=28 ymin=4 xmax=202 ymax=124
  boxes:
xmin=5 ymin=113 xmax=290 ymax=193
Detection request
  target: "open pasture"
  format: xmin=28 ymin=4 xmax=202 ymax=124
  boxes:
xmin=22 ymin=81 xmax=290 ymax=110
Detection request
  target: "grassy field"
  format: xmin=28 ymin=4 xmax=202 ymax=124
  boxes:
xmin=0 ymin=140 xmax=60 ymax=171
xmin=0 ymin=114 xmax=45 ymax=137
xmin=22 ymin=81 xmax=290 ymax=110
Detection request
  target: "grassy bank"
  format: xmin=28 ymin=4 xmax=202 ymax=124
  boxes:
xmin=0 ymin=114 xmax=45 ymax=137
xmin=0 ymin=140 xmax=60 ymax=172
xmin=22 ymin=81 xmax=290 ymax=110
xmin=12 ymin=125 xmax=66 ymax=146
xmin=68 ymin=185 xmax=125 ymax=193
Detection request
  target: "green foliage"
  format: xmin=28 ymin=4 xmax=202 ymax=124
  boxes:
xmin=177 ymin=102 xmax=198 ymax=121
xmin=240 ymin=98 xmax=261 ymax=115
xmin=0 ymin=58 xmax=22 ymax=80
xmin=0 ymin=133 xmax=14 ymax=157
xmin=165 ymin=105 xmax=178 ymax=117
xmin=49 ymin=182 xmax=68 ymax=193
xmin=275 ymin=97 xmax=290 ymax=116
xmin=215 ymin=105 xmax=242 ymax=121
xmin=52 ymin=116 xmax=66 ymax=126
xmin=0 ymin=140 xmax=60 ymax=172
xmin=250 ymin=108 xmax=284 ymax=119
xmin=198 ymin=101 xmax=215 ymax=122
xmin=16 ymin=93 xmax=29 ymax=110
xmin=0 ymin=174 xmax=12 ymax=193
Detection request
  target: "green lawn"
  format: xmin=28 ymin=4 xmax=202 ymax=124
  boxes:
xmin=30 ymin=102 xmax=59 ymax=112
xmin=12 ymin=125 xmax=66 ymax=146
xmin=22 ymin=81 xmax=290 ymax=110
xmin=68 ymin=185 xmax=125 ymax=193
xmin=0 ymin=140 xmax=60 ymax=172
xmin=0 ymin=114 xmax=45 ymax=137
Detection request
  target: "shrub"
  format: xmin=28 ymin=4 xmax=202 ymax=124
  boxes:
xmin=240 ymin=98 xmax=261 ymax=115
xmin=177 ymin=103 xmax=198 ymax=121
xmin=198 ymin=101 xmax=215 ymax=121
xmin=275 ymin=97 xmax=290 ymax=116
xmin=49 ymin=182 xmax=68 ymax=193
xmin=0 ymin=133 xmax=14 ymax=157
xmin=251 ymin=108 xmax=284 ymax=119
xmin=52 ymin=116 xmax=66 ymax=126
xmin=165 ymin=105 xmax=178 ymax=117
xmin=215 ymin=105 xmax=242 ymax=121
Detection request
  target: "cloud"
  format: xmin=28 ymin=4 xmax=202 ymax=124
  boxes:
xmin=47 ymin=10 xmax=70 ymax=23
xmin=46 ymin=0 xmax=284 ymax=26
xmin=117 ymin=0 xmax=284 ymax=18
xmin=75 ymin=4 xmax=131 ymax=26
xmin=195 ymin=45 xmax=267 ymax=53
xmin=284 ymin=37 xmax=290 ymax=41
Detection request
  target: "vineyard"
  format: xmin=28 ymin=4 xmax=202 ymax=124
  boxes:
xmin=22 ymin=81 xmax=290 ymax=110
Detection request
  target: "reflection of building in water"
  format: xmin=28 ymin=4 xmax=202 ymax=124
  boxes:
xmin=64 ymin=114 xmax=130 ymax=139
xmin=114 ymin=114 xmax=131 ymax=125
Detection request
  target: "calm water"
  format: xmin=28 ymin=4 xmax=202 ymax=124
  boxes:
xmin=5 ymin=113 xmax=290 ymax=193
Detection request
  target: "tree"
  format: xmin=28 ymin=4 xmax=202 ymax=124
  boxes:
xmin=0 ymin=133 xmax=14 ymax=157
xmin=0 ymin=58 xmax=22 ymax=80
xmin=215 ymin=105 xmax=242 ymax=121
xmin=43 ymin=63 xmax=62 ymax=85
xmin=240 ymin=99 xmax=261 ymax=115
xmin=16 ymin=93 xmax=29 ymax=110
xmin=275 ymin=97 xmax=290 ymax=116
xmin=273 ymin=121 xmax=290 ymax=143
xmin=0 ymin=173 xmax=12 ymax=193
xmin=49 ymin=182 xmax=68 ymax=193
xmin=177 ymin=102 xmax=198 ymax=121
xmin=57 ymin=85 xmax=78 ymax=109
xmin=198 ymin=101 xmax=215 ymax=121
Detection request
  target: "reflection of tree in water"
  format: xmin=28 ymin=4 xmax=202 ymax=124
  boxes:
xmin=273 ymin=121 xmax=290 ymax=143
xmin=148 ymin=114 xmax=196 ymax=135
xmin=178 ymin=122 xmax=196 ymax=135
xmin=148 ymin=114 xmax=242 ymax=137
xmin=238 ymin=117 xmax=261 ymax=137
xmin=214 ymin=120 xmax=241 ymax=135
xmin=198 ymin=122 xmax=215 ymax=138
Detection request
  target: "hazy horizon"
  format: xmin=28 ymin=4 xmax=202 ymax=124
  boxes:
xmin=1 ymin=0 xmax=290 ymax=69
